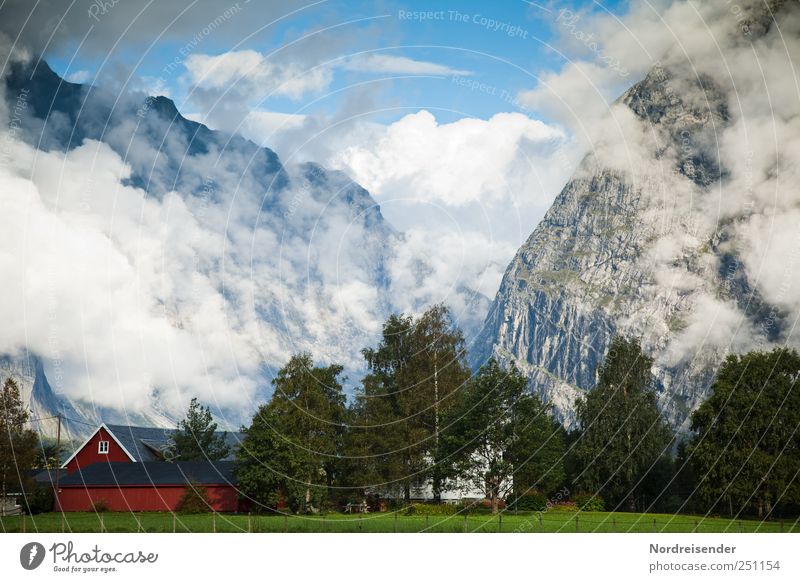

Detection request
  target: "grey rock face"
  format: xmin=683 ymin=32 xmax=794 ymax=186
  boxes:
xmin=474 ymin=8 xmax=790 ymax=432
xmin=0 ymin=354 xmax=93 ymax=439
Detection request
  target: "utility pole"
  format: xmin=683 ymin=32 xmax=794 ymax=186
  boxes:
xmin=432 ymin=327 xmax=441 ymax=504
xmin=54 ymin=414 xmax=61 ymax=512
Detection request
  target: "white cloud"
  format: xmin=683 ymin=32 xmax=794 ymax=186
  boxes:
xmin=342 ymin=54 xmax=474 ymax=76
xmin=184 ymin=50 xmax=333 ymax=100
xmin=389 ymin=228 xmax=515 ymax=310
xmin=331 ymin=110 xmax=569 ymax=207
xmin=241 ymin=110 xmax=308 ymax=144
xmin=0 ymin=138 xmax=263 ymax=414
xmin=661 ymin=294 xmax=756 ymax=367
xmin=66 ymin=70 xmax=90 ymax=84
xmin=319 ymin=109 xmax=579 ymax=337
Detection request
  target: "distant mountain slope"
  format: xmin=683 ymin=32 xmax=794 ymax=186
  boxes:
xmin=0 ymin=354 xmax=175 ymax=439
xmin=4 ymin=59 xmax=464 ymax=434
xmin=474 ymin=1 xmax=797 ymax=432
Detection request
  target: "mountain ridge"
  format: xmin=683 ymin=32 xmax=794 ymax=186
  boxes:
xmin=474 ymin=1 xmax=795 ymax=432
xmin=2 ymin=58 xmax=399 ymax=436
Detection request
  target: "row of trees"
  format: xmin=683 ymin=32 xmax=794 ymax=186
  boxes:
xmin=1 ymin=304 xmax=797 ymax=518
xmin=231 ymin=308 xmax=799 ymax=518
xmin=233 ymin=305 xmax=566 ymax=513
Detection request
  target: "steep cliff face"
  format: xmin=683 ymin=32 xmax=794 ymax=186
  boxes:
xmin=0 ymin=354 xmax=184 ymax=439
xmin=475 ymin=5 xmax=793 ymax=432
xmin=0 ymin=354 xmax=91 ymax=439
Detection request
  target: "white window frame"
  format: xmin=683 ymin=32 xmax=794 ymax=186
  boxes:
xmin=98 ymin=440 xmax=109 ymax=454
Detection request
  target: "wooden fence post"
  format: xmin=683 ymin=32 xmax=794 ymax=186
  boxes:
xmin=693 ymin=519 xmax=698 ymax=533
xmin=652 ymin=518 xmax=657 ymax=533
xmin=575 ymin=514 xmax=579 ymax=533
xmin=498 ymin=513 xmax=502 ymax=533
xmin=22 ymin=513 xmax=26 ymax=533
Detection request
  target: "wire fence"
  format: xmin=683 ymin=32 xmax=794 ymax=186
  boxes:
xmin=1 ymin=511 xmax=796 ymax=534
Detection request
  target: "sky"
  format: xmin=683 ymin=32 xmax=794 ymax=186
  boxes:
xmin=46 ymin=1 xmax=629 ymax=121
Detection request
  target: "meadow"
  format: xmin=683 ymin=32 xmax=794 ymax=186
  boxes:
xmin=1 ymin=511 xmax=796 ymax=533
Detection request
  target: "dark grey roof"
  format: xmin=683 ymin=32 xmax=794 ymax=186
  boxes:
xmin=59 ymin=461 xmax=237 ymax=487
xmin=105 ymin=424 xmax=174 ymax=462
xmin=31 ymin=469 xmax=67 ymax=485
xmin=104 ymin=424 xmax=243 ymax=462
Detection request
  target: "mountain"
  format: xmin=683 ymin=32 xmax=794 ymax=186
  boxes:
xmin=0 ymin=353 xmax=176 ymax=440
xmin=2 ymin=59 xmax=452 ymax=435
xmin=474 ymin=1 xmax=795 ymax=432
xmin=0 ymin=354 xmax=90 ymax=440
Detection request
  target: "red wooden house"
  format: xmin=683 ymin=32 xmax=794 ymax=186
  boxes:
xmin=56 ymin=423 xmax=243 ymax=512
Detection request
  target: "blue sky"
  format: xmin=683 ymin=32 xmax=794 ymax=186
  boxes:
xmin=47 ymin=0 xmax=631 ymax=126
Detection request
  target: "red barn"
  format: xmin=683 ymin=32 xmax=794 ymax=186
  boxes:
xmin=56 ymin=461 xmax=239 ymax=512
xmin=57 ymin=423 xmax=243 ymax=512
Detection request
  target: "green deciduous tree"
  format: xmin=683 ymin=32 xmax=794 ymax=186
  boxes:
xmin=0 ymin=378 xmax=38 ymax=511
xmin=443 ymin=358 xmax=564 ymax=513
xmin=687 ymin=348 xmax=800 ymax=517
xmin=236 ymin=353 xmax=347 ymax=513
xmin=168 ymin=397 xmax=230 ymax=461
xmin=349 ymin=305 xmax=470 ymax=502
xmin=571 ymin=336 xmax=673 ymax=511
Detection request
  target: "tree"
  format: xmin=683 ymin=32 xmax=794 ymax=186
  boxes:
xmin=687 ymin=348 xmax=800 ymax=517
xmin=0 ymin=378 xmax=38 ymax=512
xmin=404 ymin=304 xmax=471 ymax=501
xmin=570 ymin=336 xmax=673 ymax=511
xmin=443 ymin=359 xmax=564 ymax=513
xmin=236 ymin=354 xmax=347 ymax=513
xmin=355 ymin=313 xmax=422 ymax=502
xmin=351 ymin=305 xmax=470 ymax=502
xmin=33 ymin=440 xmax=60 ymax=469
xmin=507 ymin=395 xmax=567 ymax=500
xmin=168 ymin=397 xmax=230 ymax=461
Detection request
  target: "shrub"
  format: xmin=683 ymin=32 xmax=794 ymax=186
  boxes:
xmin=405 ymin=503 xmax=460 ymax=516
xmin=178 ymin=483 xmax=212 ymax=514
xmin=91 ymin=499 xmax=109 ymax=513
xmin=572 ymin=493 xmax=605 ymax=512
xmin=24 ymin=487 xmax=55 ymax=514
xmin=509 ymin=491 xmax=548 ymax=512
xmin=550 ymin=501 xmax=578 ymax=512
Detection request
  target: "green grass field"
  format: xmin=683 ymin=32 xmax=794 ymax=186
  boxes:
xmin=1 ymin=511 xmax=797 ymax=533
